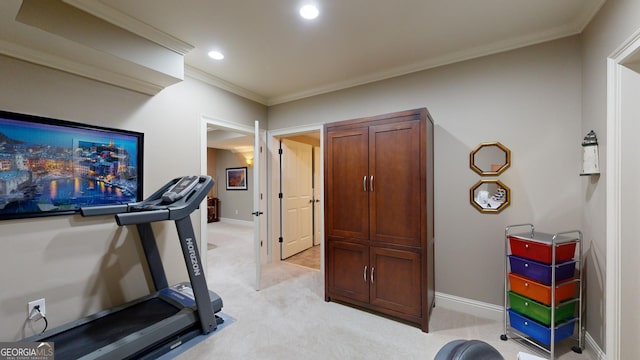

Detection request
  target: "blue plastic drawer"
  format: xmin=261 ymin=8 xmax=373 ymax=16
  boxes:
xmin=508 ymin=255 xmax=575 ymax=285
xmin=508 ymin=309 xmax=575 ymax=346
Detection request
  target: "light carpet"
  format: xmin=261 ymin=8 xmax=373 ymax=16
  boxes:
xmin=175 ymin=221 xmax=593 ymax=360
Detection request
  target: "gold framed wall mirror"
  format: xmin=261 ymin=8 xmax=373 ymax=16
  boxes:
xmin=470 ymin=142 xmax=511 ymax=176
xmin=470 ymin=179 xmax=510 ymax=213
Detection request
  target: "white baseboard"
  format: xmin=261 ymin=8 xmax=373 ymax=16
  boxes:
xmin=435 ymin=292 xmax=504 ymax=321
xmin=435 ymin=292 xmax=606 ymax=359
xmin=584 ymin=332 xmax=606 ymax=360
xmin=218 ymin=218 xmax=253 ymax=226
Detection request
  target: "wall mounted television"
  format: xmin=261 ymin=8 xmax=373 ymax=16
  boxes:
xmin=0 ymin=110 xmax=143 ymax=220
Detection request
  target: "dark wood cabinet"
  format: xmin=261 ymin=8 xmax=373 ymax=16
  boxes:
xmin=370 ymin=247 xmax=421 ymax=317
xmin=327 ymin=241 xmax=370 ymax=303
xmin=324 ymin=108 xmax=434 ymax=332
xmin=207 ymin=197 xmax=219 ymax=223
xmin=325 ymin=128 xmax=369 ymax=240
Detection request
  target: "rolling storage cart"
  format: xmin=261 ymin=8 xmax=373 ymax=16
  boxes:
xmin=500 ymin=223 xmax=583 ymax=359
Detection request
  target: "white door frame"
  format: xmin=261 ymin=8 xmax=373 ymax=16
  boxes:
xmin=313 ymin=146 xmax=322 ymax=246
xmin=200 ymin=115 xmax=262 ymax=289
xmin=606 ymin=27 xmax=640 ymax=360
xmin=267 ymin=124 xmax=324 ymax=274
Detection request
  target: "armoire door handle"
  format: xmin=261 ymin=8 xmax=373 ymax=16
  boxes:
xmin=371 ymin=267 xmax=375 ymax=283
xmin=363 ymin=176 xmax=367 ymax=192
xmin=370 ymin=175 xmax=374 ymax=192
xmin=363 ymin=266 xmax=368 ymax=282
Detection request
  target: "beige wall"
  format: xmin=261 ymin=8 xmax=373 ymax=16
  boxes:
xmin=0 ymin=54 xmax=266 ymax=340
xmin=581 ymin=0 xmax=640 ymax=354
xmin=270 ymin=35 xmax=583 ymax=315
xmin=215 ymin=149 xmax=254 ymax=222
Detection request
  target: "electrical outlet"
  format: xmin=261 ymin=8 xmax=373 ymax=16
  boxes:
xmin=28 ymin=298 xmax=45 ymax=319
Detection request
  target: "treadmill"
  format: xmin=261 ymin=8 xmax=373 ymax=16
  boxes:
xmin=23 ymin=175 xmax=223 ymax=360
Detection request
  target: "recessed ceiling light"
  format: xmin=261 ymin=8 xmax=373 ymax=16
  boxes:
xmin=208 ymin=51 xmax=224 ymax=60
xmin=299 ymin=4 xmax=319 ymax=20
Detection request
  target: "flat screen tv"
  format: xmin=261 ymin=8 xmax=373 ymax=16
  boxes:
xmin=0 ymin=110 xmax=143 ymax=220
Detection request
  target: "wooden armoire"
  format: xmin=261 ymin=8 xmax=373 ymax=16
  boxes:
xmin=324 ymin=108 xmax=434 ymax=332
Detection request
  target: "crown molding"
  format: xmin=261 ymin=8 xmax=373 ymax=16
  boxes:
xmin=186 ymin=66 xmax=268 ymax=105
xmin=573 ymin=0 xmax=607 ymax=33
xmin=62 ymin=0 xmax=193 ymax=55
xmin=267 ymin=25 xmax=583 ymax=105
xmin=0 ymin=39 xmax=176 ymax=95
xmin=267 ymin=1 xmax=606 ymax=105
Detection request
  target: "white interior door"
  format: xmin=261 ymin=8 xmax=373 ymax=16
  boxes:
xmin=281 ymin=139 xmax=313 ymax=259
xmin=313 ymin=146 xmax=321 ymax=246
xmin=252 ymin=120 xmax=265 ymax=290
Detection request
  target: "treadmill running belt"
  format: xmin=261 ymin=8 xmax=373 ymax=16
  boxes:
xmin=44 ymin=297 xmax=180 ymax=359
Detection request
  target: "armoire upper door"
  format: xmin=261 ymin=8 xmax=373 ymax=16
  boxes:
xmin=369 ymin=120 xmax=422 ymax=246
xmin=325 ymin=127 xmax=369 ymax=240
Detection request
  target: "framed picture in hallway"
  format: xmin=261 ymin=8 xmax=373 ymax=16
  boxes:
xmin=225 ymin=167 xmax=247 ymax=190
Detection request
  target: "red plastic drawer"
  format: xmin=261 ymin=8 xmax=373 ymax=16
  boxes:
xmin=508 ymin=273 xmax=576 ymax=305
xmin=509 ymin=235 xmax=576 ymax=264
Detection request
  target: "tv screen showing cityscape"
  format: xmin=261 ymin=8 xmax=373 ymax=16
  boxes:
xmin=0 ymin=110 xmax=143 ymax=220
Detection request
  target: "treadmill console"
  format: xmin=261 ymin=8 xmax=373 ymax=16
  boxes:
xmin=82 ymin=175 xmax=214 ymax=223
xmin=161 ymin=175 xmax=200 ymax=204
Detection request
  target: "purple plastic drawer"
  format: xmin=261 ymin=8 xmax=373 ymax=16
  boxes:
xmin=508 ymin=255 xmax=575 ymax=285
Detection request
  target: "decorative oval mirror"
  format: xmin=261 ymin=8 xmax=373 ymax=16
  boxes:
xmin=470 ymin=142 xmax=511 ymax=176
xmin=470 ymin=179 xmax=510 ymax=213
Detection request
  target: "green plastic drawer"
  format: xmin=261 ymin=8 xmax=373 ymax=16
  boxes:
xmin=508 ymin=291 xmax=575 ymax=326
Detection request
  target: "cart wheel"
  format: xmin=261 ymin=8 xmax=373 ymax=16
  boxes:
xmin=500 ymin=334 xmax=508 ymax=341
xmin=571 ymin=346 xmax=582 ymax=354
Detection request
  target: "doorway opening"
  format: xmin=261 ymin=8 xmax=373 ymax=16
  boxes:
xmin=200 ymin=116 xmax=267 ymax=291
xmin=269 ymin=127 xmax=323 ymax=273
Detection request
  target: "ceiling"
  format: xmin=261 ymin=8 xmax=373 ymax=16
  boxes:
xmin=96 ymin=0 xmax=607 ymax=105
xmin=206 ymin=127 xmax=254 ymax=153
xmin=1 ymin=0 xmax=606 ymax=150
xmin=2 ymin=0 xmax=605 ymax=106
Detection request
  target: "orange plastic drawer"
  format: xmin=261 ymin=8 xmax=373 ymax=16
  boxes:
xmin=508 ymin=273 xmax=576 ymax=306
xmin=509 ymin=234 xmax=577 ymax=264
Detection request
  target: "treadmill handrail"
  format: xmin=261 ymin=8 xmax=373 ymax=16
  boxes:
xmin=81 ymin=204 xmax=129 ymax=217
xmin=116 ymin=210 xmax=170 ymax=226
